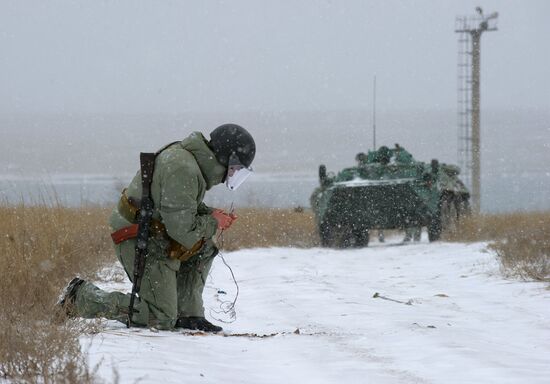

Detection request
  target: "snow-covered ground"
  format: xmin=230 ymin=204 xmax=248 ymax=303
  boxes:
xmin=83 ymin=237 xmax=550 ymax=384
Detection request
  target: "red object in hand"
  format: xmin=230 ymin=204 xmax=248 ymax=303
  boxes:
xmin=212 ymin=209 xmax=236 ymax=230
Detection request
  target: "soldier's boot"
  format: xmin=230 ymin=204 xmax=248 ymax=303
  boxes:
xmin=175 ymin=316 xmax=222 ymax=333
xmin=57 ymin=277 xmax=85 ymax=317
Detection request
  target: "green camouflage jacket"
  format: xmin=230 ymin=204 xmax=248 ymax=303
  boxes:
xmin=110 ymin=132 xmax=226 ymax=249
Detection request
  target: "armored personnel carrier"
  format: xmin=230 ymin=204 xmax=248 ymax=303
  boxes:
xmin=310 ymin=144 xmax=470 ymax=247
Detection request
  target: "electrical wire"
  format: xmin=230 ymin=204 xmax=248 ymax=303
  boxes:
xmin=209 ymin=202 xmax=240 ymax=323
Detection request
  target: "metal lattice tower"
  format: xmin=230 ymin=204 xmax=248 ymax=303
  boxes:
xmin=455 ymin=8 xmax=498 ymax=213
xmin=456 ymin=24 xmax=472 ymax=192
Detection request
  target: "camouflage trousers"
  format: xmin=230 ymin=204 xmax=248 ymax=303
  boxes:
xmin=74 ymin=237 xmax=217 ymax=330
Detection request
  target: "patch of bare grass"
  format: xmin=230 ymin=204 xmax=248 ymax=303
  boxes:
xmin=219 ymin=207 xmax=319 ymax=251
xmin=0 ymin=204 xmax=114 ymax=383
xmin=445 ymin=212 xmax=550 ymax=283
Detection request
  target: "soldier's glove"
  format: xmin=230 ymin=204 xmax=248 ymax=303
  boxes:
xmin=212 ymin=209 xmax=237 ymax=230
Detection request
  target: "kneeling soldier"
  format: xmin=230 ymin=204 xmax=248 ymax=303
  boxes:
xmin=59 ymin=124 xmax=256 ymax=332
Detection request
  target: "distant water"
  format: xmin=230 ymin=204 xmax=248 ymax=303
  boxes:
xmin=0 ymin=172 xmax=317 ymax=209
xmin=1 ymin=110 xmax=549 ymax=212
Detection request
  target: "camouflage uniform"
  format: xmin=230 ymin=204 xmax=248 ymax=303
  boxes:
xmin=74 ymin=132 xmax=226 ymax=329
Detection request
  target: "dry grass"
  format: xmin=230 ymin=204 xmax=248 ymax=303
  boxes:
xmin=0 ymin=204 xmax=114 ymax=383
xmin=219 ymin=207 xmax=319 ymax=251
xmin=444 ymin=212 xmax=547 ymax=242
xmin=445 ymin=212 xmax=550 ymax=283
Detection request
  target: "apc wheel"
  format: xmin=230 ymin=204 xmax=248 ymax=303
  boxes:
xmin=319 ymin=222 xmax=353 ymax=248
xmin=331 ymin=223 xmax=369 ymax=248
xmin=335 ymin=224 xmax=356 ymax=248
xmin=354 ymin=229 xmax=370 ymax=247
xmin=319 ymin=222 xmax=334 ymax=247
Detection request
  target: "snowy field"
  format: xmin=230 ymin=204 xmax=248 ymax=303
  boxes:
xmin=83 ymin=238 xmax=550 ymax=384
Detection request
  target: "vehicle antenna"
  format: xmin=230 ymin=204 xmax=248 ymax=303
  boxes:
xmin=372 ymin=75 xmax=377 ymax=150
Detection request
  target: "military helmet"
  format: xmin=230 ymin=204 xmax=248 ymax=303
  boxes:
xmin=209 ymin=124 xmax=256 ymax=168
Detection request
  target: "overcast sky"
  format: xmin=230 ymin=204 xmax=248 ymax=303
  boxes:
xmin=1 ymin=0 xmax=549 ymax=114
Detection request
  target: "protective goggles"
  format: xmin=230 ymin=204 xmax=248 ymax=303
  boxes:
xmin=225 ymin=153 xmax=253 ymax=190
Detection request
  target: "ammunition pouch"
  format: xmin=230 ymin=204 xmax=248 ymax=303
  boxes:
xmin=111 ymin=190 xmax=205 ymax=262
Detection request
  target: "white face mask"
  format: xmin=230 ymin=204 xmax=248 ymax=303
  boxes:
xmin=226 ymin=165 xmax=253 ymax=190
xmin=225 ymin=152 xmax=253 ymax=190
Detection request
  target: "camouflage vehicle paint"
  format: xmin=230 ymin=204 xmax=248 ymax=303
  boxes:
xmin=310 ymin=145 xmax=470 ymax=247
